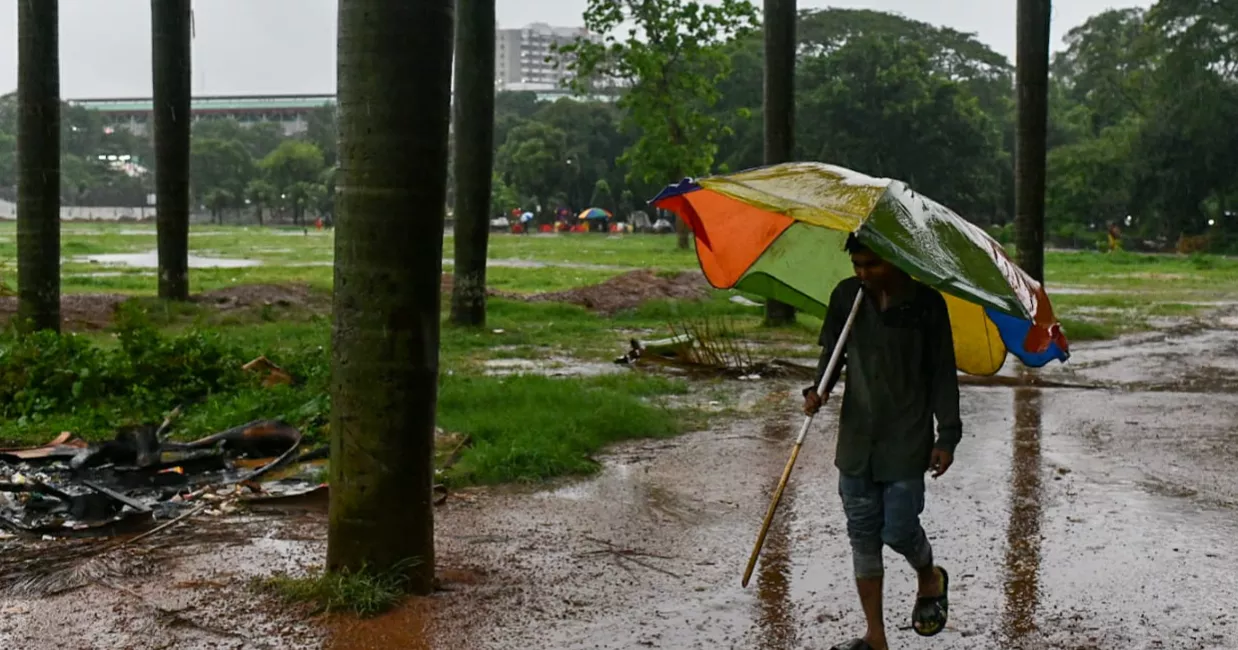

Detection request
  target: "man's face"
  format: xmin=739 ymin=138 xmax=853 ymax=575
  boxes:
xmin=850 ymin=249 xmax=899 ymax=291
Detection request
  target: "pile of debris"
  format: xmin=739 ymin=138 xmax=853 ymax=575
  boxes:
xmin=0 ymin=417 xmax=325 ymax=540
xmin=614 ymin=322 xmax=816 ymax=381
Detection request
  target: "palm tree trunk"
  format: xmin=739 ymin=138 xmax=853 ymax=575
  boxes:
xmin=449 ymin=0 xmax=495 ymax=327
xmin=675 ymin=215 xmax=691 ymax=249
xmin=1015 ymin=0 xmax=1050 ymax=283
xmin=762 ymin=0 xmax=797 ymax=326
xmin=330 ymin=0 xmax=454 ymax=595
xmin=16 ymin=0 xmax=61 ymax=333
xmin=151 ymin=0 xmax=192 ymax=300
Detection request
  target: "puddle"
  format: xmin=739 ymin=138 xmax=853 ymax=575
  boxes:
xmin=1049 ymin=286 xmax=1120 ymax=295
xmin=442 ymin=257 xmax=624 ymax=270
xmin=270 ymin=230 xmax=332 ymax=237
xmin=74 ymin=250 xmax=262 ymax=269
xmin=1001 ymin=386 xmax=1044 ymax=645
xmin=64 ymin=271 xmax=157 ymax=279
xmin=481 ymin=357 xmax=627 ymax=377
xmin=62 ymin=229 xmax=155 ymax=236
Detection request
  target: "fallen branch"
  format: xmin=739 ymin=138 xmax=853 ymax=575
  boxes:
xmin=155 ymin=406 xmax=184 ymax=443
xmin=109 ymin=504 xmax=207 ymax=551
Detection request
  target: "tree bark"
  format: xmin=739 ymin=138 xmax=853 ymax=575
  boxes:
xmin=151 ymin=0 xmax=192 ymax=300
xmin=16 ymin=0 xmax=61 ymax=333
xmin=449 ymin=0 xmax=495 ymax=327
xmin=762 ymin=0 xmax=797 ymax=326
xmin=675 ymin=216 xmax=691 ymax=249
xmin=329 ymin=0 xmax=454 ymax=595
xmin=1015 ymin=0 xmax=1051 ymax=283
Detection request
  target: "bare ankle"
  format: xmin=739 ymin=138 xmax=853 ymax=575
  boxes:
xmin=863 ymin=631 xmax=889 ymax=650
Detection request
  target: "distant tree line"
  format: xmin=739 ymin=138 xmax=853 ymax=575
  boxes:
xmin=2 ymin=1 xmax=1235 ymax=250
xmin=0 ymin=99 xmax=338 ymax=225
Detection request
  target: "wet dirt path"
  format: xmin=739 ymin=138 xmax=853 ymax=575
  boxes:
xmin=3 ymin=326 xmax=1238 ymax=649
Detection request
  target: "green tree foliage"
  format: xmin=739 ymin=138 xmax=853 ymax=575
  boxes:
xmin=191 ymin=138 xmax=253 ymax=222
xmin=796 ymin=35 xmax=1007 ymax=221
xmin=245 ymin=178 xmax=277 ymax=225
xmin=489 ymin=174 xmax=521 ymax=216
xmin=259 ymin=140 xmax=327 ymax=223
xmin=303 ymin=104 xmax=340 ymax=167
xmin=559 ymin=0 xmax=758 ymax=247
xmin=495 ymin=121 xmax=569 ymax=213
xmin=560 ymin=0 xmax=757 ymax=186
xmin=1 ymin=2 xmax=1235 ymax=250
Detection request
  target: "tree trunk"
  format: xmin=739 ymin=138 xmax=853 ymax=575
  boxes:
xmin=675 ymin=214 xmax=691 ymax=249
xmin=16 ymin=0 xmax=61 ymax=333
xmin=15 ymin=0 xmax=60 ymax=331
xmin=1014 ymin=0 xmax=1050 ymax=283
xmin=448 ymin=0 xmax=495 ymax=327
xmin=151 ymin=0 xmax=192 ymax=300
xmin=329 ymin=0 xmax=454 ymax=595
xmin=762 ymin=0 xmax=797 ymax=327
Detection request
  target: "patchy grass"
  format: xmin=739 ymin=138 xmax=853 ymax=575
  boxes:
xmin=438 ymin=372 xmax=687 ymax=485
xmin=254 ymin=561 xmax=417 ymax=617
xmin=4 ymin=222 xmax=1238 ymax=484
xmin=1045 ymin=250 xmax=1238 ymax=290
xmin=1059 ymin=318 xmax=1116 ymax=342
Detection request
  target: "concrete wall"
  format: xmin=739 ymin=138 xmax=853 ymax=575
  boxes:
xmin=0 ymin=198 xmax=158 ymax=221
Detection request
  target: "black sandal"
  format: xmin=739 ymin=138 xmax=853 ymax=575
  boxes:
xmin=830 ymin=639 xmax=876 ymax=650
xmin=911 ymin=565 xmax=950 ymax=637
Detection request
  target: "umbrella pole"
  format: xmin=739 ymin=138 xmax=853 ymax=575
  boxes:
xmin=741 ymin=287 xmax=864 ymax=588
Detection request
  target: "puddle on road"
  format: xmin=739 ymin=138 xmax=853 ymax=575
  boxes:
xmin=75 ymin=250 xmax=262 ymax=269
xmin=64 ymin=271 xmax=157 ymax=278
xmin=325 ymin=598 xmax=438 ymax=650
xmin=442 ymin=257 xmax=624 ymax=270
xmin=482 ymin=358 xmax=627 ymax=378
xmin=1001 ymin=386 xmax=1044 ymax=646
xmin=754 ymin=471 xmax=798 ymax=650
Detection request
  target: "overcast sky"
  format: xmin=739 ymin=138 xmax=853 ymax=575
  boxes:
xmin=0 ymin=0 xmax=1152 ymax=98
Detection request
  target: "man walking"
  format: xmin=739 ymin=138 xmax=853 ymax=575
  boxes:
xmin=803 ymin=234 xmax=959 ymax=650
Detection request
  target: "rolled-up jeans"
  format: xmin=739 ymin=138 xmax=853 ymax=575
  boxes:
xmin=838 ymin=472 xmax=934 ymax=580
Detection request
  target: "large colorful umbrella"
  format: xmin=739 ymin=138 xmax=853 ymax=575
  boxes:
xmin=651 ymin=162 xmax=1070 ymax=377
xmin=578 ymin=207 xmax=612 ymax=220
xmin=651 ymin=162 xmax=1071 ymax=588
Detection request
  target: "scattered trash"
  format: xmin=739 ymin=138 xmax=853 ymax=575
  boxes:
xmin=242 ymin=355 xmax=295 ymax=387
xmin=0 ymin=419 xmax=316 ymax=540
xmin=729 ymin=295 xmax=764 ymax=307
xmin=492 ymin=329 xmax=506 ymax=334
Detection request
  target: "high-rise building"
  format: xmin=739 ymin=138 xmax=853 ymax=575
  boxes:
xmin=495 ymin=23 xmax=595 ymax=90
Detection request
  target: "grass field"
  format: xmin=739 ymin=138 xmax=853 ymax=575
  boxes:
xmin=1 ymin=222 xmax=1235 ymax=484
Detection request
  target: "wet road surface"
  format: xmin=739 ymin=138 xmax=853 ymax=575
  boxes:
xmin=3 ymin=324 xmax=1238 ymax=649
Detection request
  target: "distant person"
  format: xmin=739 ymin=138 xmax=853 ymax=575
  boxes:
xmin=1108 ymin=222 xmax=1122 ymax=253
xmin=803 ymin=234 xmax=958 ymax=650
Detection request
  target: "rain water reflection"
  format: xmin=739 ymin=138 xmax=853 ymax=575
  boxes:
xmin=1002 ymin=386 xmax=1044 ymax=646
xmin=755 ymin=419 xmax=798 ymax=650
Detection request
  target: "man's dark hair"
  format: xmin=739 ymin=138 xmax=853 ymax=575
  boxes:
xmin=844 ymin=233 xmax=869 ymax=254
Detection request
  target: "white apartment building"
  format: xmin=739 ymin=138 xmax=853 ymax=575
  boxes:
xmin=495 ymin=23 xmax=595 ymax=90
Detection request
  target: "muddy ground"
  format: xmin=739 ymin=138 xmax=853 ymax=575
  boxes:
xmin=3 ymin=318 xmax=1238 ymax=649
xmin=0 ymin=284 xmax=330 ymax=330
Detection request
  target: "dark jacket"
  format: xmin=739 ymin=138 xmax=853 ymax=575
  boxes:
xmin=806 ymin=276 xmax=962 ymax=481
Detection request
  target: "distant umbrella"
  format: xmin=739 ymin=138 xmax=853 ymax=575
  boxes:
xmin=578 ymin=207 xmax=612 ymax=220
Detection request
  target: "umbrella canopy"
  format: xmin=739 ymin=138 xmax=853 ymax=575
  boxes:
xmin=578 ymin=207 xmax=612 ymax=220
xmin=651 ymin=162 xmax=1070 ymax=376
